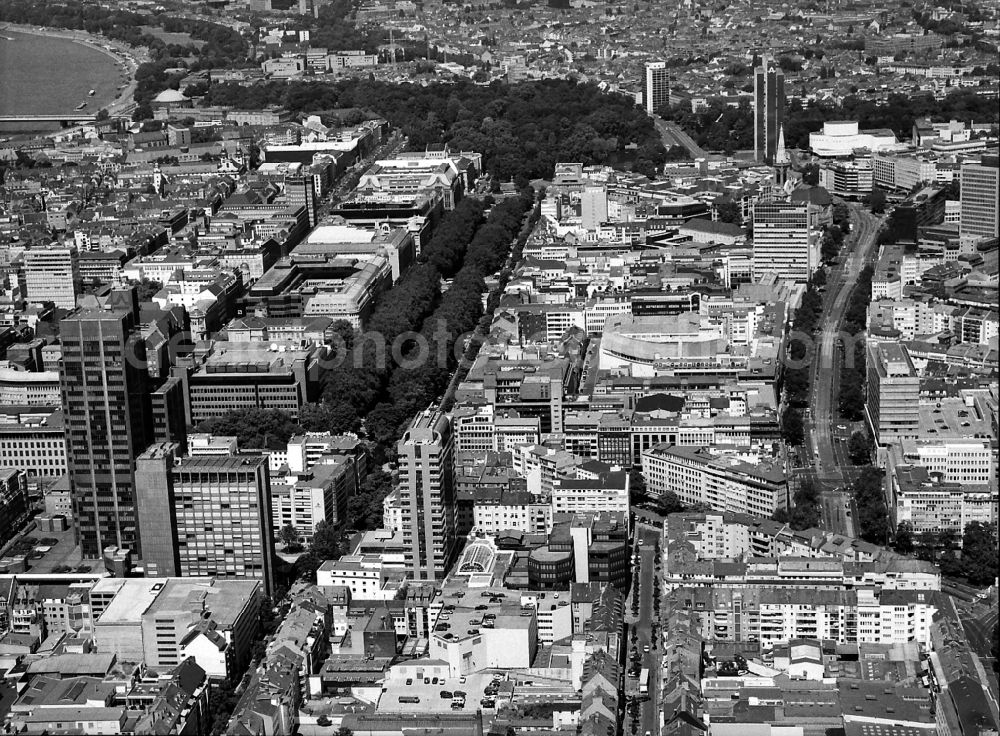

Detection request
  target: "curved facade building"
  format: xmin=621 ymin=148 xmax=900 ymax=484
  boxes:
xmin=599 ymin=313 xmax=727 ymax=376
xmin=528 ymin=546 xmax=575 ymax=589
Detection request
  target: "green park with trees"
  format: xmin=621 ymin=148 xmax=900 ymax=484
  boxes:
xmin=195 ymin=190 xmax=538 ymax=585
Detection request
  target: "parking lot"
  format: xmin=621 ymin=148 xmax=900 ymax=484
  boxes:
xmin=378 ymin=672 xmax=500 ymax=714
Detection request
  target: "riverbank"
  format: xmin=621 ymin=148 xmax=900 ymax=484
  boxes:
xmin=0 ymin=23 xmax=146 ymax=129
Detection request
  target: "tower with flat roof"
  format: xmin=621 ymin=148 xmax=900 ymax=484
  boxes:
xmin=866 ymin=343 xmax=920 ymax=444
xmin=645 ymin=62 xmax=669 ymax=115
xmin=397 ymin=409 xmax=456 ymax=582
xmin=959 ymin=153 xmax=999 ymax=244
xmin=59 ymin=298 xmax=154 ymax=558
xmin=135 ymin=443 xmax=276 ymax=595
xmin=754 ymin=57 xmax=785 ymax=165
xmin=23 ymin=245 xmax=81 ymax=310
xmin=752 ymin=199 xmax=814 ymax=282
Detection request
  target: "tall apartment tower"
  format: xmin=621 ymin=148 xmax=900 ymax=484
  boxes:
xmin=397 ymin=409 xmax=456 ymax=582
xmin=959 ymin=153 xmax=999 ymax=244
xmin=59 ymin=297 xmax=154 ymax=558
xmin=135 ymin=443 xmax=276 ymax=595
xmin=866 ymin=343 xmax=920 ymax=445
xmin=23 ymin=246 xmax=81 ymax=310
xmin=284 ymin=175 xmax=318 ymax=228
xmin=754 ymin=58 xmax=785 ymax=165
xmin=645 ymin=62 xmax=670 ymax=115
xmin=752 ymin=200 xmax=815 ymax=282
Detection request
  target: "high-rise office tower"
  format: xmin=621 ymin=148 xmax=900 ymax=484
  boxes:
xmin=135 ymin=442 xmax=276 ymax=594
xmin=398 ymin=409 xmax=456 ymax=582
xmin=60 ymin=294 xmax=154 ymax=558
xmin=285 ymin=174 xmax=318 ymax=228
xmin=22 ymin=245 xmax=81 ymax=310
xmin=752 ymin=200 xmax=815 ymax=283
xmin=959 ymin=153 xmax=999 ymax=244
xmin=754 ymin=58 xmax=785 ymax=165
xmin=645 ymin=62 xmax=669 ymax=115
xmin=865 ymin=343 xmax=920 ymax=445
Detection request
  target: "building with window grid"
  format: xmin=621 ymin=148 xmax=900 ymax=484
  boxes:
xmin=752 ymin=199 xmax=816 ymax=283
xmin=136 ymin=443 xmax=276 ymax=595
xmin=397 ymin=409 xmax=456 ymax=582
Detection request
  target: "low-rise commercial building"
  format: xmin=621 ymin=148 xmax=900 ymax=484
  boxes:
xmin=186 ymin=341 xmax=324 ymax=422
xmin=91 ymin=577 xmax=261 ymax=681
xmin=642 ymin=445 xmax=788 ymax=517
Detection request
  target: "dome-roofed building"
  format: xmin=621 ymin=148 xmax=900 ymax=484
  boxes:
xmin=151 ymin=88 xmax=192 ymax=110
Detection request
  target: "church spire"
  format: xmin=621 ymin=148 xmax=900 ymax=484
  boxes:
xmin=773 ymin=124 xmax=790 ymax=188
xmin=775 ymin=124 xmax=788 ymax=165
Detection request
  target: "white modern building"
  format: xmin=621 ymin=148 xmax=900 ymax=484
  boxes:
xmin=809 ymin=121 xmax=898 ymax=157
xmin=645 ymin=62 xmax=669 ymax=114
xmin=642 ymin=444 xmax=788 ymax=517
xmin=316 ymin=554 xmax=405 ymax=600
xmin=550 ymin=468 xmax=629 ymax=517
xmin=22 ymin=246 xmax=80 ymax=310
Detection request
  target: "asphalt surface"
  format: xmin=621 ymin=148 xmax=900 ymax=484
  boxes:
xmin=802 ymin=205 xmax=882 ymax=537
xmin=653 ymin=116 xmax=709 ymax=159
xmin=634 ymin=525 xmax=661 ymax=736
xmin=956 ymin=594 xmax=1000 ymax=714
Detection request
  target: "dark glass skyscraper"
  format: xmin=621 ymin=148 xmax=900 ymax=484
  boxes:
xmin=60 ymin=294 xmax=154 ymax=558
xmin=754 ymin=59 xmax=785 ymax=165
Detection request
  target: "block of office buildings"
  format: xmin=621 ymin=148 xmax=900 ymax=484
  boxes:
xmin=271 ymin=458 xmax=356 ymax=543
xmin=90 ymin=577 xmax=261 ymax=681
xmin=642 ymin=444 xmax=788 ymax=517
xmin=186 ymin=340 xmax=323 ymax=422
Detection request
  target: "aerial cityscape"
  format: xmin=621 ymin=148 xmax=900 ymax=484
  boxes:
xmin=0 ymin=0 xmax=997 ymax=734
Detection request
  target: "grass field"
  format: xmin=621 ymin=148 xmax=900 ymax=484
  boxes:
xmin=140 ymin=26 xmax=204 ymax=48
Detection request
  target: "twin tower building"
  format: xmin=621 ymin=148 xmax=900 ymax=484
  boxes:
xmin=645 ymin=55 xmax=787 ymax=165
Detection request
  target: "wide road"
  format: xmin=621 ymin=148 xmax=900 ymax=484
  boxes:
xmin=804 ymin=205 xmax=882 ymax=536
xmin=957 ymin=594 xmax=1000 ymax=708
xmin=635 ymin=526 xmax=661 ymax=736
xmin=653 ymin=116 xmax=709 ymax=159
